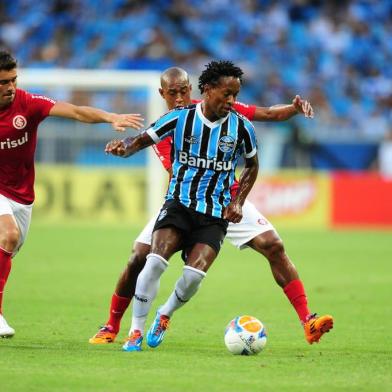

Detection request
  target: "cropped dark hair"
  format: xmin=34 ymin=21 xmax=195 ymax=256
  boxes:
xmin=0 ymin=50 xmax=17 ymax=71
xmin=198 ymin=60 xmax=243 ymax=93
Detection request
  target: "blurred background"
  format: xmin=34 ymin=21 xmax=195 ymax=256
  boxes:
xmin=1 ymin=0 xmax=392 ymax=228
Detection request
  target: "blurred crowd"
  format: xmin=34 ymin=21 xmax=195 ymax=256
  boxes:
xmin=1 ymin=0 xmax=392 ymax=143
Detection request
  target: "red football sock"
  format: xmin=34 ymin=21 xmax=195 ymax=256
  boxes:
xmin=283 ymin=279 xmax=310 ymax=323
xmin=0 ymin=247 xmax=12 ymax=315
xmin=106 ymin=293 xmax=131 ymax=333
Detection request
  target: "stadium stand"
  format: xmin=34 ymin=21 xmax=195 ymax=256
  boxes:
xmin=1 ymin=0 xmax=391 ymax=169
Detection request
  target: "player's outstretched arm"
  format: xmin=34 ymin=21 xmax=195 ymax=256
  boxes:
xmin=253 ymin=95 xmax=314 ymax=122
xmin=49 ymin=101 xmax=144 ymax=131
xmin=223 ymin=155 xmax=259 ymax=223
xmin=105 ymin=132 xmax=154 ymax=158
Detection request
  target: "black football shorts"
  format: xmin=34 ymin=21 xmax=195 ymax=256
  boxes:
xmin=153 ymin=199 xmax=228 ymax=255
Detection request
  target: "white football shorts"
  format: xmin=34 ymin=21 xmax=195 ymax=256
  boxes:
xmin=135 ymin=200 xmax=275 ymax=250
xmin=0 ymin=194 xmax=33 ymax=257
xmin=135 ymin=210 xmax=159 ymax=245
xmin=226 ymin=199 xmax=275 ymax=249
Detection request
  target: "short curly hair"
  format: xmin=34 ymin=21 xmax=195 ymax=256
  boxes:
xmin=198 ymin=60 xmax=243 ymax=93
xmin=0 ymin=50 xmax=17 ymax=71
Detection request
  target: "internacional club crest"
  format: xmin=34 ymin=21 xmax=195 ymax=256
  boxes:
xmin=218 ymin=135 xmax=235 ymax=153
xmin=12 ymin=115 xmax=27 ymax=130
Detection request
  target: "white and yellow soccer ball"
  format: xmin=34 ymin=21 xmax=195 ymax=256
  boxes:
xmin=224 ymin=315 xmax=267 ymax=355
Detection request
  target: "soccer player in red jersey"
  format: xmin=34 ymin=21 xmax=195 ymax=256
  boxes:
xmin=89 ymin=67 xmax=333 ymax=346
xmin=0 ymin=50 xmax=144 ymax=338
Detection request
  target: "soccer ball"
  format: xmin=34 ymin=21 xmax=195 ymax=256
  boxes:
xmin=224 ymin=315 xmax=267 ymax=355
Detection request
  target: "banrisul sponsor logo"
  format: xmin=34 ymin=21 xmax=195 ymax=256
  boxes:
xmin=178 ymin=150 xmax=233 ymax=171
xmin=0 ymin=132 xmax=28 ymax=150
xmin=218 ymin=135 xmax=235 ymax=153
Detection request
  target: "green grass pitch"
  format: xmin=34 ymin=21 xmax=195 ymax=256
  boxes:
xmin=0 ymin=224 xmax=391 ymax=391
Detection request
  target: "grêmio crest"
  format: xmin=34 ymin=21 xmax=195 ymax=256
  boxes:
xmin=218 ymin=135 xmax=235 ymax=153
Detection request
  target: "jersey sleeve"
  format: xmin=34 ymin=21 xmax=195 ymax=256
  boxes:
xmin=146 ymin=110 xmax=178 ymax=143
xmin=152 ymin=137 xmax=173 ymax=171
xmin=26 ymin=92 xmax=56 ymax=122
xmin=233 ymin=101 xmax=256 ymax=121
xmin=242 ymin=121 xmax=258 ymax=158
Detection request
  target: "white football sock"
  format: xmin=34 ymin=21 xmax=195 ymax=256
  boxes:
xmin=129 ymin=253 xmax=168 ymax=335
xmin=160 ymin=266 xmax=206 ymax=317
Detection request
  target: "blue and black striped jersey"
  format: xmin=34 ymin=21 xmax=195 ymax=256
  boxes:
xmin=146 ymin=102 xmax=258 ymax=218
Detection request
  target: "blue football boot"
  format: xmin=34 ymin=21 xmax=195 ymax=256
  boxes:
xmin=122 ymin=330 xmax=143 ymax=352
xmin=146 ymin=310 xmax=170 ymax=348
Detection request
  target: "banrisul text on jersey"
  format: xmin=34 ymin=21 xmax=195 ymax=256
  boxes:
xmin=146 ymin=102 xmax=257 ymax=218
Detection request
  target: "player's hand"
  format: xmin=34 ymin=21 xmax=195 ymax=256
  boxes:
xmin=223 ymin=201 xmax=243 ymax=223
xmin=292 ymin=95 xmax=314 ymax=119
xmin=110 ymin=113 xmax=144 ymax=132
xmin=105 ymin=139 xmax=127 ymax=156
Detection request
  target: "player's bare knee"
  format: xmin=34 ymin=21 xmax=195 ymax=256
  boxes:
xmin=0 ymin=225 xmax=20 ymax=251
xmin=150 ymin=240 xmax=177 ymax=259
xmin=187 ymin=257 xmax=209 ymax=272
xmin=264 ymin=238 xmax=286 ymax=263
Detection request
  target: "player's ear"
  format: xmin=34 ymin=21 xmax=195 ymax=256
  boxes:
xmin=189 ymin=84 xmax=192 ymax=92
xmin=203 ymin=83 xmax=210 ymax=97
xmin=159 ymin=88 xmax=164 ymax=98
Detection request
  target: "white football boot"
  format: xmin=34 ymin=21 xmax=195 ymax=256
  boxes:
xmin=0 ymin=314 xmax=15 ymax=337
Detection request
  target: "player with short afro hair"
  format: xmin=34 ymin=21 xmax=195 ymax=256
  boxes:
xmin=198 ymin=60 xmax=243 ymax=93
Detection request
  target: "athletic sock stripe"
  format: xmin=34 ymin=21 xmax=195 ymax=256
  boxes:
xmin=174 ymin=290 xmax=188 ymax=303
xmin=146 ymin=253 xmax=169 ymax=266
xmin=184 ymin=265 xmax=206 ymax=277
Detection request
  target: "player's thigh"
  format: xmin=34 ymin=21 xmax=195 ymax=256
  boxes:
xmin=226 ymin=200 xmax=275 ymax=250
xmin=7 ymin=198 xmax=33 ymax=256
xmin=0 ymin=195 xmax=23 ymax=250
xmin=150 ymin=200 xmax=190 ymax=258
xmin=184 ymin=214 xmax=227 ymax=270
xmin=186 ymin=243 xmax=218 ymax=272
xmin=0 ymin=214 xmax=19 ymax=243
xmin=151 ymin=227 xmax=183 ymax=259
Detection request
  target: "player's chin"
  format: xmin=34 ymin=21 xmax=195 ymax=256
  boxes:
xmin=1 ymin=95 xmax=14 ymax=104
xmin=217 ymin=109 xmax=229 ymax=118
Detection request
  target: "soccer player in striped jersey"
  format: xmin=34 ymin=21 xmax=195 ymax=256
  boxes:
xmin=0 ymin=50 xmax=143 ymax=338
xmin=90 ymin=65 xmax=333 ymax=348
xmin=105 ymin=61 xmax=260 ymax=351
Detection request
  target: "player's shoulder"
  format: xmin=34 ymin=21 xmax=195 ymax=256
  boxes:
xmin=175 ymin=103 xmax=197 ymax=111
xmin=230 ymin=108 xmax=254 ymax=128
xmin=28 ymin=92 xmax=56 ymax=105
xmin=14 ymin=88 xmax=28 ymax=103
xmin=167 ymin=103 xmax=197 ymax=114
xmin=163 ymin=103 xmax=197 ymax=118
xmin=16 ymin=88 xmax=56 ymax=105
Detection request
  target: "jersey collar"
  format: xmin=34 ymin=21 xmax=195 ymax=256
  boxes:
xmin=196 ymin=102 xmax=229 ymax=128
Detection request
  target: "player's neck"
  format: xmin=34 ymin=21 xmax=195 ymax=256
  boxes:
xmin=201 ymin=102 xmax=219 ymax=122
xmin=0 ymin=103 xmax=12 ymax=111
